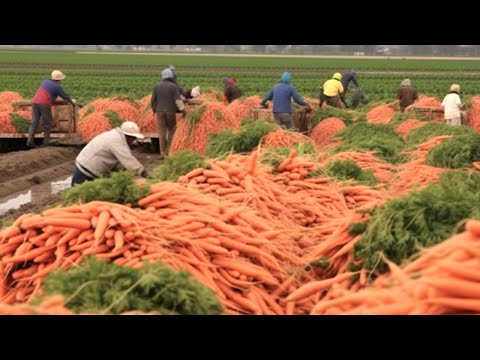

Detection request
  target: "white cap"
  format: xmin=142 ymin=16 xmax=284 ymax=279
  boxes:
xmin=51 ymin=70 xmax=66 ymax=81
xmin=450 ymin=84 xmax=460 ymax=92
xmin=120 ymin=121 xmax=145 ymax=139
xmin=191 ymin=86 xmax=201 ymax=98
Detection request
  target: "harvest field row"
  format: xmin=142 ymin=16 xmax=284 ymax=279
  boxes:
xmin=2 ymin=51 xmax=480 ymax=71
xmin=1 ymin=51 xmax=480 ymax=102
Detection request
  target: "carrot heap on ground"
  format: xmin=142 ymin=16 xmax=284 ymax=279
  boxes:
xmin=0 ymin=91 xmax=23 ymax=113
xmin=395 ymin=119 xmax=428 ymax=140
xmin=406 ymin=95 xmax=442 ymax=110
xmin=0 ymin=112 xmax=16 ymax=133
xmin=170 ymin=101 xmax=239 ymax=155
xmin=261 ymin=129 xmax=315 ymax=148
xmin=309 ymin=118 xmax=346 ymax=148
xmin=227 ymin=96 xmax=262 ymax=122
xmin=79 ymin=98 xmax=140 ymax=122
xmin=309 ymin=219 xmax=480 ymax=315
xmin=467 ymin=96 xmax=480 ymax=132
xmin=366 ymin=105 xmax=395 ymax=124
xmin=402 ymin=135 xmax=452 ymax=165
xmin=77 ymin=112 xmax=113 ymax=141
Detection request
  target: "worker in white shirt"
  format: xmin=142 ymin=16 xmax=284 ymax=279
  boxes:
xmin=72 ymin=121 xmax=148 ymax=186
xmin=441 ymin=84 xmax=464 ymax=126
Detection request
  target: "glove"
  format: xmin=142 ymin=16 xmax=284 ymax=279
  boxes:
xmin=181 ymin=110 xmax=187 ymax=117
xmin=305 ymin=105 xmax=313 ymax=114
xmin=71 ymin=99 xmax=77 ymax=105
xmin=141 ymin=170 xmax=149 ymax=178
xmin=261 ymin=103 xmax=268 ymax=109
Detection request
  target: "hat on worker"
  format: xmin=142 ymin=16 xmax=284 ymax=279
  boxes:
xmin=120 ymin=121 xmax=145 ymax=139
xmin=162 ymin=69 xmax=174 ymax=80
xmin=450 ymin=84 xmax=460 ymax=93
xmin=168 ymin=65 xmax=175 ymax=70
xmin=333 ymin=73 xmax=342 ymax=81
xmin=281 ymin=72 xmax=292 ymax=84
xmin=51 ymin=70 xmax=66 ymax=81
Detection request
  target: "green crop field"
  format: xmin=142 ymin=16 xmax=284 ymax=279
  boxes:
xmin=1 ymin=51 xmax=480 ymax=102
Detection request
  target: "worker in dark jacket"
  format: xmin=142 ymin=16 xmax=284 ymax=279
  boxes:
xmin=223 ymin=78 xmax=243 ymax=103
xmin=151 ymin=68 xmax=187 ymax=157
xmin=341 ymin=69 xmax=360 ymax=94
xmin=260 ymin=72 xmax=311 ymax=130
xmin=27 ymin=70 xmax=77 ymax=148
xmin=397 ymin=79 xmax=418 ymax=112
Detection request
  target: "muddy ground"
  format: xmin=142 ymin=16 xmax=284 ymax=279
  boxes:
xmin=0 ymin=143 xmax=163 ymax=222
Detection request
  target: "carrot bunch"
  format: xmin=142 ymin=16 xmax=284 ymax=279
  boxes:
xmin=310 ymin=219 xmax=480 ymax=315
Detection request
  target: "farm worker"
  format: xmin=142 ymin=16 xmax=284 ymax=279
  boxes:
xmin=349 ymin=88 xmax=369 ymax=109
xmin=260 ymin=72 xmax=312 ymax=130
xmin=223 ymin=78 xmax=243 ymax=103
xmin=71 ymin=121 xmax=148 ymax=186
xmin=151 ymin=68 xmax=187 ymax=157
xmin=342 ymin=69 xmax=360 ymax=94
xmin=320 ymin=73 xmax=348 ymax=109
xmin=26 ymin=70 xmax=77 ymax=148
xmin=183 ymin=86 xmax=201 ymax=101
xmin=396 ymin=79 xmax=418 ymax=112
xmin=442 ymin=84 xmax=463 ymax=126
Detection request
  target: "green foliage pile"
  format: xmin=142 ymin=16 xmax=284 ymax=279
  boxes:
xmin=311 ymin=107 xmax=355 ymax=128
xmin=325 ymin=160 xmax=377 ymax=185
xmin=207 ymin=120 xmax=276 ymax=158
xmin=354 ymin=171 xmax=480 ymax=273
xmin=335 ymin=122 xmax=406 ymax=163
xmin=9 ymin=113 xmax=30 ymax=133
xmin=426 ymin=133 xmax=480 ymax=168
xmin=151 ymin=151 xmax=210 ymax=182
xmin=407 ymin=122 xmax=473 ymax=145
xmin=38 ymin=257 xmax=223 ymax=315
xmin=104 ymin=110 xmax=124 ymax=128
xmin=61 ymin=171 xmax=150 ymax=206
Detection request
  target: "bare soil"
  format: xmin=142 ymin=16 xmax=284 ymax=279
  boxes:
xmin=0 ymin=144 xmax=163 ymax=222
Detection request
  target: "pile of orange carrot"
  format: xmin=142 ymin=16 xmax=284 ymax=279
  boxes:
xmin=310 ymin=219 xmax=480 ymax=315
xmin=170 ymin=102 xmax=240 ymax=155
xmin=395 ymin=119 xmax=428 ymax=140
xmin=310 ymin=118 xmax=346 ymax=147
xmin=366 ymin=105 xmax=395 ymax=124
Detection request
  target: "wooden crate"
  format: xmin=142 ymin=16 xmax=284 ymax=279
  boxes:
xmin=11 ymin=100 xmax=77 ymax=134
xmin=408 ymin=106 xmax=444 ymax=122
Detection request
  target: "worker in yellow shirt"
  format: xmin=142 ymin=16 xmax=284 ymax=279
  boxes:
xmin=320 ymin=73 xmax=348 ymax=109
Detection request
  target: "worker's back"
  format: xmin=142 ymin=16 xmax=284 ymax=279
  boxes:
xmin=151 ymin=80 xmax=181 ymax=113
